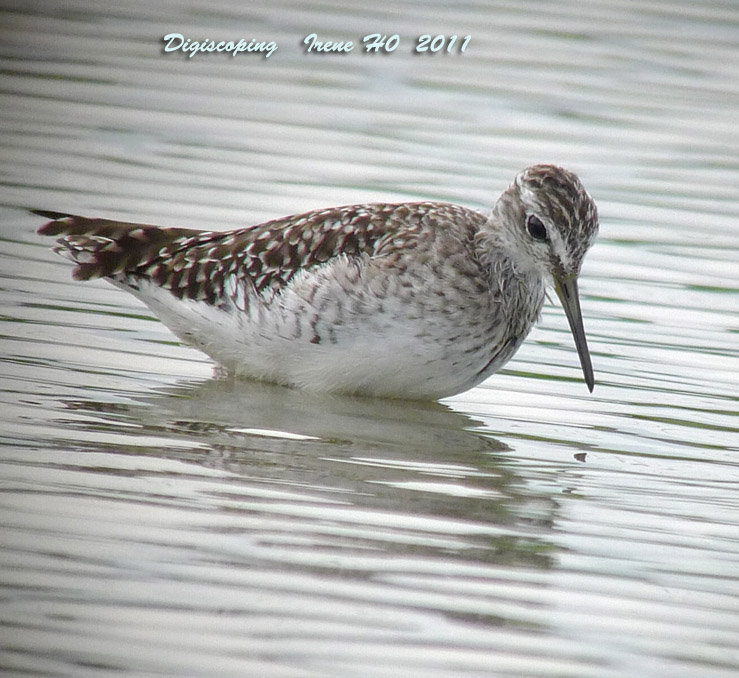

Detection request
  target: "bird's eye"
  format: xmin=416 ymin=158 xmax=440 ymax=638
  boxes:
xmin=526 ymin=214 xmax=548 ymax=242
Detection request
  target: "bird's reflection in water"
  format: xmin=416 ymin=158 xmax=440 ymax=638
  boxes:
xmin=62 ymin=376 xmax=560 ymax=569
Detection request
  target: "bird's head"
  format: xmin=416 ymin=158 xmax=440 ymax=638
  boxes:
xmin=492 ymin=164 xmax=599 ymax=391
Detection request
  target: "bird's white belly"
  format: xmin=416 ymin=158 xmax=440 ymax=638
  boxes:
xmin=127 ymin=272 xmax=513 ymax=399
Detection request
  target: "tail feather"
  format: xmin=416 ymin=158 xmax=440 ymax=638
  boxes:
xmin=35 ymin=211 xmax=207 ymax=281
xmin=32 ymin=209 xmax=76 ymax=221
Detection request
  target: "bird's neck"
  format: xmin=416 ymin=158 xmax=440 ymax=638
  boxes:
xmin=474 ymin=227 xmax=547 ymax=327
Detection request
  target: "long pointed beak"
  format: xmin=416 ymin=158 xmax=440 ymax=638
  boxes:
xmin=553 ymin=275 xmax=595 ymax=392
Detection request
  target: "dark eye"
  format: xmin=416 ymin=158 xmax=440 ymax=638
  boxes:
xmin=526 ymin=214 xmax=548 ymax=242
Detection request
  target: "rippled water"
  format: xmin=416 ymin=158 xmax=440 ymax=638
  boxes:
xmin=1 ymin=2 xmax=738 ymax=677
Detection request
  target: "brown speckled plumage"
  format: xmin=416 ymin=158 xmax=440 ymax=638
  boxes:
xmin=36 ymin=164 xmax=599 ymax=399
xmin=38 ymin=203 xmax=483 ymax=307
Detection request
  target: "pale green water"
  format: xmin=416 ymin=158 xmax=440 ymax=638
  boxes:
xmin=1 ymin=2 xmax=738 ymax=677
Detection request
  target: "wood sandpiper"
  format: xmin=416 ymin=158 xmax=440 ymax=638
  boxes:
xmin=36 ymin=164 xmax=598 ymax=399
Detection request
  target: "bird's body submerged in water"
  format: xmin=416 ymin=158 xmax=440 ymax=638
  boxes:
xmin=36 ymin=164 xmax=598 ymax=399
